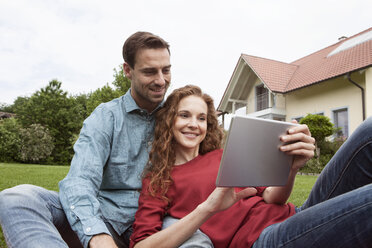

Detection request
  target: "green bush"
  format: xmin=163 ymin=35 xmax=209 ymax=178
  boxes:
xmin=300 ymin=154 xmax=333 ymax=174
xmin=19 ymin=124 xmax=54 ymax=163
xmin=0 ymin=118 xmax=21 ymax=162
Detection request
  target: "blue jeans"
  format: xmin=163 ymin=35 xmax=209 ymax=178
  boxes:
xmin=162 ymin=216 xmax=214 ymax=248
xmin=253 ymin=116 xmax=372 ymax=248
xmin=0 ymin=188 xmax=210 ymax=248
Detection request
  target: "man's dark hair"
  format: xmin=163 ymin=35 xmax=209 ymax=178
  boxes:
xmin=122 ymin=31 xmax=170 ymax=68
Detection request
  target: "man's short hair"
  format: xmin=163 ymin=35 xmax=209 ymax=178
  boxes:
xmin=122 ymin=31 xmax=170 ymax=68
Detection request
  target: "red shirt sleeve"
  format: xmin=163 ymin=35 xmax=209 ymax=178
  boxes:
xmin=130 ymin=178 xmax=168 ymax=248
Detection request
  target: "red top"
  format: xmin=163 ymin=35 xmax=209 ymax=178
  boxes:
xmin=130 ymin=149 xmax=296 ymax=248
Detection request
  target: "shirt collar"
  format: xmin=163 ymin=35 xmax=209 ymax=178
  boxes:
xmin=123 ymin=88 xmax=164 ymax=115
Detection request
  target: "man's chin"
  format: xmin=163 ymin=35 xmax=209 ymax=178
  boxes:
xmin=150 ymin=91 xmax=166 ymax=101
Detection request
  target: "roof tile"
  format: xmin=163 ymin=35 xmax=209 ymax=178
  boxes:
xmin=242 ymin=27 xmax=372 ymax=93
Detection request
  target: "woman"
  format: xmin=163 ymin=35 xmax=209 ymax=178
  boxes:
xmin=130 ymin=85 xmax=372 ymax=248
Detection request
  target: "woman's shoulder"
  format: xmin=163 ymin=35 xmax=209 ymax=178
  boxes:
xmin=202 ymin=149 xmax=223 ymax=159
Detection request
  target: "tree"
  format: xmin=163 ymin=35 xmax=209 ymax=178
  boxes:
xmin=112 ymin=66 xmax=131 ymax=95
xmin=299 ymin=114 xmax=335 ymax=157
xmin=14 ymin=80 xmax=83 ymax=163
xmin=86 ymin=66 xmax=131 ymax=115
xmin=86 ymin=84 xmax=122 ymax=115
xmin=0 ymin=103 xmax=15 ymax=113
xmin=0 ymin=118 xmax=21 ymax=162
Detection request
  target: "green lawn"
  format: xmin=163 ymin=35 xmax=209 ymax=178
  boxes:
xmin=0 ymin=163 xmax=317 ymax=248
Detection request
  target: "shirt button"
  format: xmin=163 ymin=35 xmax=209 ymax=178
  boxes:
xmin=70 ymin=205 xmax=75 ymax=210
xmin=86 ymin=227 xmax=91 ymax=232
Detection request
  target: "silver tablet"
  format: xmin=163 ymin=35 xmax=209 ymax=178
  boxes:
xmin=216 ymin=116 xmax=298 ymax=187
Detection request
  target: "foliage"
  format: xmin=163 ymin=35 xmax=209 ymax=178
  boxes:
xmin=71 ymin=93 xmax=90 ymax=124
xmin=299 ymin=114 xmax=335 ymax=144
xmin=13 ymin=80 xmax=84 ymax=163
xmin=86 ymin=84 xmax=122 ymax=115
xmin=18 ymin=124 xmax=54 ymax=163
xmin=300 ymin=136 xmax=345 ymax=173
xmin=0 ymin=118 xmax=21 ymax=162
xmin=0 ymin=103 xmax=14 ymax=113
xmin=86 ymin=66 xmax=131 ymax=115
xmin=0 ymin=65 xmax=131 ymax=165
xmin=300 ymin=154 xmax=333 ymax=174
xmin=299 ymin=114 xmax=336 ymax=158
xmin=112 ymin=66 xmax=131 ymax=95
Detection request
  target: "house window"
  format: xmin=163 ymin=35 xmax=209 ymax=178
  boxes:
xmin=256 ymin=85 xmax=268 ymax=111
xmin=333 ymin=108 xmax=348 ymax=138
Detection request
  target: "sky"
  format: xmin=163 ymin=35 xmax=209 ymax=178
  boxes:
xmin=1 ymin=0 xmax=371 ymax=112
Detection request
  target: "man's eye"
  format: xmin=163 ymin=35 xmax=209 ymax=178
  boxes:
xmin=144 ymin=71 xmax=155 ymax=75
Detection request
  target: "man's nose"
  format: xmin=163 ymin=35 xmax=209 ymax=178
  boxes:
xmin=154 ymin=71 xmax=166 ymax=86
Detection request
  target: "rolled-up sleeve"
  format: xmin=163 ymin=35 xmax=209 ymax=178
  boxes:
xmin=59 ymin=105 xmax=114 ymax=248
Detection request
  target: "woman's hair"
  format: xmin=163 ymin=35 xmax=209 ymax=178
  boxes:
xmin=143 ymin=85 xmax=224 ymax=202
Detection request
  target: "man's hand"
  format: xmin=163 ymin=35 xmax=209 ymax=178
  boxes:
xmin=89 ymin=234 xmax=118 ymax=248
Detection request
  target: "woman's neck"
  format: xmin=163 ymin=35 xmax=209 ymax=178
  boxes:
xmin=174 ymin=146 xmax=199 ymax=165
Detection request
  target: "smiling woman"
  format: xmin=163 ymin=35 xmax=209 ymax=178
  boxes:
xmin=172 ymin=95 xmax=208 ymax=165
xmin=129 ymin=85 xmax=372 ymax=248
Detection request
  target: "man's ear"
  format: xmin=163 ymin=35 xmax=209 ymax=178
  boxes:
xmin=123 ymin=63 xmax=132 ymax=79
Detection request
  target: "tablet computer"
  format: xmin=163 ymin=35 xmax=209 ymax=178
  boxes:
xmin=215 ymin=116 xmax=298 ymax=187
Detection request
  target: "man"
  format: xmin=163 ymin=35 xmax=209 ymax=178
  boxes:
xmin=0 ymin=32 xmax=212 ymax=248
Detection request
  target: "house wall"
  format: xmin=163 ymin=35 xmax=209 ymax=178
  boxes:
xmin=245 ymin=79 xmax=261 ymax=114
xmin=285 ymin=72 xmax=366 ymax=135
xmin=366 ymin=67 xmax=372 ymax=117
xmin=274 ymin=93 xmax=286 ymax=109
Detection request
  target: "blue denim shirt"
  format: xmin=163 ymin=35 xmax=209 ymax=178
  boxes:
xmin=59 ymin=90 xmax=161 ymax=248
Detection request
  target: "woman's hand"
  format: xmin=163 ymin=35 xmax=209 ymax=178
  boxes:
xmin=279 ymin=122 xmax=315 ymax=171
xmin=200 ymin=187 xmax=257 ymax=215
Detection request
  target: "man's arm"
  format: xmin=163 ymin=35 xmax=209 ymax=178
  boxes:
xmin=59 ymin=105 xmax=116 ymax=248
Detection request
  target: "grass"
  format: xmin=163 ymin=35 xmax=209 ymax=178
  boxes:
xmin=0 ymin=163 xmax=318 ymax=248
xmin=0 ymin=163 xmax=69 ymax=248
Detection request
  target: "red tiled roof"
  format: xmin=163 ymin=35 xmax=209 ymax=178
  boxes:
xmin=241 ymin=27 xmax=372 ymax=93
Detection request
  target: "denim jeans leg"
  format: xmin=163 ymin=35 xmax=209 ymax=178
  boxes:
xmin=253 ymin=184 xmax=372 ymax=248
xmin=162 ymin=216 xmax=214 ymax=248
xmin=0 ymin=184 xmax=82 ymax=248
xmin=300 ymin=116 xmax=372 ymax=209
xmin=253 ymin=117 xmax=372 ymax=248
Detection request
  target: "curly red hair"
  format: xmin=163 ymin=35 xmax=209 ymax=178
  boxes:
xmin=143 ymin=85 xmax=224 ymax=203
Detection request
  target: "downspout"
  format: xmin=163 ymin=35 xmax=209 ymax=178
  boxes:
xmin=347 ymin=72 xmax=365 ymax=121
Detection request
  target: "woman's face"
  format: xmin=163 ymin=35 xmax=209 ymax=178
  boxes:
xmin=172 ymin=95 xmax=208 ymax=153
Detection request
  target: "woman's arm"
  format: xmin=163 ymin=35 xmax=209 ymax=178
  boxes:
xmin=263 ymin=123 xmax=315 ymax=205
xmin=134 ymin=187 xmax=257 ymax=248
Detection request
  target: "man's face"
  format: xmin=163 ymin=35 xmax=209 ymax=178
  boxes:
xmin=123 ymin=48 xmax=171 ymax=112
